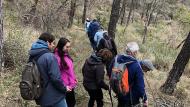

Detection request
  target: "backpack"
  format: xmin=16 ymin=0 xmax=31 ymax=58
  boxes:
xmin=87 ymin=20 xmax=101 ymax=39
xmin=19 ymin=50 xmax=49 ymax=100
xmin=110 ymin=55 xmax=133 ymax=95
xmin=96 ymin=31 xmax=113 ymax=50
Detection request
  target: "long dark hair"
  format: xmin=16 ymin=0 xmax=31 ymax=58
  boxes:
xmin=56 ymin=37 xmax=70 ymax=69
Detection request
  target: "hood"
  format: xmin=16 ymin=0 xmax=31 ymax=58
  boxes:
xmin=86 ymin=53 xmax=103 ymax=65
xmin=29 ymin=40 xmax=49 ymax=58
xmin=29 ymin=48 xmax=49 ymax=58
xmin=31 ymin=39 xmax=48 ymax=50
xmin=117 ymin=54 xmax=137 ymax=64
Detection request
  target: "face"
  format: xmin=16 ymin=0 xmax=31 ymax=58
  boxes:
xmin=47 ymin=40 xmax=55 ymax=51
xmin=141 ymin=65 xmax=150 ymax=72
xmin=63 ymin=42 xmax=71 ymax=53
xmin=127 ymin=51 xmax=137 ymax=58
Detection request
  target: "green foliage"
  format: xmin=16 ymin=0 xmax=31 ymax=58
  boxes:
xmin=174 ymin=5 xmax=190 ymax=26
xmin=141 ymin=40 xmax=178 ymax=71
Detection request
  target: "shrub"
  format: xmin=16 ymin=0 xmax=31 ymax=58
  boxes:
xmin=3 ymin=31 xmax=29 ymax=69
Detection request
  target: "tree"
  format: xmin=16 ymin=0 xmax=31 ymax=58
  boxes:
xmin=160 ymin=32 xmax=190 ymax=95
xmin=108 ymin=0 xmax=122 ymax=39
xmin=142 ymin=0 xmax=160 ymax=44
xmin=22 ymin=0 xmax=39 ymax=24
xmin=0 ymin=0 xmax=3 ymax=71
xmin=120 ymin=0 xmax=127 ymax=25
xmin=68 ymin=0 xmax=77 ymax=28
xmin=126 ymin=0 xmax=134 ymax=27
xmin=82 ymin=0 xmax=88 ymax=24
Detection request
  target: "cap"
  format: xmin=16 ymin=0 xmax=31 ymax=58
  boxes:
xmin=140 ymin=59 xmax=155 ymax=71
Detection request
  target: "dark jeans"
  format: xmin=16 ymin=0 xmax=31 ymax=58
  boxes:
xmin=43 ymin=98 xmax=67 ymax=107
xmin=86 ymin=88 xmax=103 ymax=107
xmin=118 ymin=100 xmax=140 ymax=107
xmin=66 ymin=90 xmax=76 ymax=107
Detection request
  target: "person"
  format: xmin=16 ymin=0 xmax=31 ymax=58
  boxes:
xmin=54 ymin=37 xmax=77 ymax=107
xmin=87 ymin=19 xmax=101 ymax=50
xmin=108 ymin=42 xmax=148 ymax=107
xmin=140 ymin=59 xmax=155 ymax=72
xmin=85 ymin=18 xmax=91 ymax=32
xmin=94 ymin=29 xmax=118 ymax=76
xmin=29 ymin=32 xmax=71 ymax=107
xmin=94 ymin=30 xmax=117 ymax=56
xmin=82 ymin=49 xmax=113 ymax=107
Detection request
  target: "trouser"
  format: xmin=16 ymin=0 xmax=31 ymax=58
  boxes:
xmin=86 ymin=88 xmax=103 ymax=107
xmin=118 ymin=100 xmax=140 ymax=107
xmin=43 ymin=98 xmax=68 ymax=107
xmin=66 ymin=90 xmax=76 ymax=107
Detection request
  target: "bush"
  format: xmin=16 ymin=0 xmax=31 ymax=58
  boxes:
xmin=3 ymin=31 xmax=29 ymax=69
xmin=174 ymin=5 xmax=190 ymax=28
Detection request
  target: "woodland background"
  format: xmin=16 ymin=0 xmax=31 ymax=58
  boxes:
xmin=0 ymin=0 xmax=190 ymax=107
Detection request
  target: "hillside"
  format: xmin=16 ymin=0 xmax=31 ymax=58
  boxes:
xmin=1 ymin=0 xmax=190 ymax=107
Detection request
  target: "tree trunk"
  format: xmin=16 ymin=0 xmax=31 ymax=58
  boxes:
xmin=68 ymin=0 xmax=77 ymax=28
xmin=142 ymin=25 xmax=147 ymax=44
xmin=29 ymin=0 xmax=38 ymax=15
xmin=0 ymin=0 xmax=3 ymax=71
xmin=108 ymin=0 xmax=122 ymax=39
xmin=142 ymin=0 xmax=158 ymax=44
xmin=120 ymin=0 xmax=127 ymax=25
xmin=126 ymin=0 xmax=134 ymax=26
xmin=160 ymin=32 xmax=190 ymax=95
xmin=82 ymin=0 xmax=88 ymax=24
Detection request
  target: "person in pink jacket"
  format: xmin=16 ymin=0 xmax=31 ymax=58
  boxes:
xmin=54 ymin=37 xmax=77 ymax=107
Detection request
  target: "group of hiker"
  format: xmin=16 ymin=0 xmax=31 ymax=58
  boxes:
xmin=83 ymin=18 xmax=155 ymax=107
xmin=19 ymin=18 xmax=155 ymax=107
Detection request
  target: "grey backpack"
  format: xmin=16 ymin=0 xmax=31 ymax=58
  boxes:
xmin=19 ymin=50 xmax=49 ymax=100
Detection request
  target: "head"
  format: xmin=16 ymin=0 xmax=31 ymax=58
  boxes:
xmin=140 ymin=59 xmax=155 ymax=72
xmin=39 ymin=32 xmax=55 ymax=50
xmin=126 ymin=42 xmax=139 ymax=58
xmin=86 ymin=18 xmax=90 ymax=21
xmin=56 ymin=37 xmax=71 ymax=53
xmin=96 ymin=49 xmax=113 ymax=63
xmin=56 ymin=37 xmax=71 ymax=69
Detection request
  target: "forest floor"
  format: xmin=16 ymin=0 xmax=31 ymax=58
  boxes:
xmin=1 ymin=24 xmax=190 ymax=107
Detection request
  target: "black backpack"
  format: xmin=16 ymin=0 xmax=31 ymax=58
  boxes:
xmin=19 ymin=50 xmax=49 ymax=100
xmin=102 ymin=32 xmax=113 ymax=50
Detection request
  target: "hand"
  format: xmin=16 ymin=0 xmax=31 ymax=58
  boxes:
xmin=66 ymin=86 xmax=72 ymax=92
xmin=143 ymin=100 xmax=148 ymax=107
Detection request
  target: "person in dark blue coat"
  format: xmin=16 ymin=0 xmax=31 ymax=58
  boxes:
xmin=108 ymin=42 xmax=148 ymax=107
xmin=29 ymin=32 xmax=71 ymax=107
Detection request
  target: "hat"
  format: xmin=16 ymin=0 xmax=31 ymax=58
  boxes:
xmin=126 ymin=42 xmax=139 ymax=52
xmin=86 ymin=18 xmax=90 ymax=21
xmin=140 ymin=59 xmax=155 ymax=71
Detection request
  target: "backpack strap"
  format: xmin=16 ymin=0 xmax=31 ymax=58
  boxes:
xmin=28 ymin=49 xmax=50 ymax=89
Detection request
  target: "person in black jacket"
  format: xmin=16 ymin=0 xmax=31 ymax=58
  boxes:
xmin=82 ymin=49 xmax=113 ymax=107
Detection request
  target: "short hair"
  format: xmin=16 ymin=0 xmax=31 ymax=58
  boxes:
xmin=126 ymin=42 xmax=139 ymax=53
xmin=97 ymin=49 xmax=113 ymax=62
xmin=39 ymin=32 xmax=55 ymax=43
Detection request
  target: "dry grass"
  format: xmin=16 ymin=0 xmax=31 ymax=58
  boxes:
xmin=1 ymin=17 xmax=190 ymax=107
